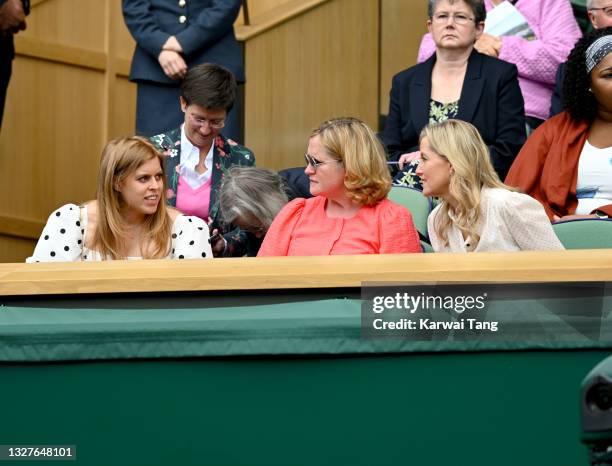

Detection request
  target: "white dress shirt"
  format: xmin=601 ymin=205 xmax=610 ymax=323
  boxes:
xmin=179 ymin=125 xmax=214 ymax=189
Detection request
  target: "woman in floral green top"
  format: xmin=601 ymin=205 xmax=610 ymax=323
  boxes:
xmin=149 ymin=63 xmax=255 ymax=257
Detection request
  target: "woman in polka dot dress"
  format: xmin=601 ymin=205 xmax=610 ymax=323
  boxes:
xmin=26 ymin=137 xmax=213 ymax=262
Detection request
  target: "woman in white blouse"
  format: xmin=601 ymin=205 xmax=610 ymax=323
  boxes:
xmin=415 ymin=119 xmax=563 ymax=252
xmin=27 ymin=137 xmax=212 ymax=262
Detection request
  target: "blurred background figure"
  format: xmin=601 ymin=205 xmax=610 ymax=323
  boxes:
xmin=219 ymin=167 xmax=288 ymax=256
xmin=0 ymin=0 xmax=28 ymax=130
xmin=550 ymin=0 xmax=612 ymax=116
xmin=506 ymin=28 xmax=612 ymax=221
xmin=383 ymin=0 xmax=525 ymax=190
xmin=27 ymin=137 xmax=212 ymax=262
xmin=418 ymin=0 xmax=581 ymax=131
xmin=149 ymin=63 xmax=255 ymax=257
xmin=123 ymin=0 xmax=244 ymax=139
xmin=258 ymin=117 xmax=422 ymax=256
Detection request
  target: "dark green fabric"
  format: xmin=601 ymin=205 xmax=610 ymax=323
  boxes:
xmin=1 ymin=295 xmax=612 ymax=362
xmin=0 ymin=351 xmax=607 ymax=466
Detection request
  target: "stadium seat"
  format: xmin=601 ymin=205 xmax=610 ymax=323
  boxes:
xmin=387 ymin=186 xmax=433 ymax=240
xmin=552 ymin=218 xmax=612 ymax=249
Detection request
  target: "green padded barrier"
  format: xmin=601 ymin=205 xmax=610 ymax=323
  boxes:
xmin=2 ymin=295 xmax=612 ymax=465
xmin=552 ymin=219 xmax=612 ymax=249
xmin=1 ymin=293 xmax=612 ymax=362
xmin=0 ymin=351 xmax=608 ymax=466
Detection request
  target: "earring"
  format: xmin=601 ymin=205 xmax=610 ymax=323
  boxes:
xmin=588 ymin=87 xmax=593 ymax=93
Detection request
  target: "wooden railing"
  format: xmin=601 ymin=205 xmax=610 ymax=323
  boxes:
xmin=1 ymin=250 xmax=611 ymax=296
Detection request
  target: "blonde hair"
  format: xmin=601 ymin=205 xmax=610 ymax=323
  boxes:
xmin=311 ymin=117 xmax=391 ymax=206
xmin=93 ymin=137 xmax=172 ymax=259
xmin=421 ymin=120 xmax=511 ymax=247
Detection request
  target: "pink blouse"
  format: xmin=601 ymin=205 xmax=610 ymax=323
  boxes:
xmin=257 ymin=196 xmax=422 ymax=256
xmin=176 ymin=175 xmax=212 ymax=221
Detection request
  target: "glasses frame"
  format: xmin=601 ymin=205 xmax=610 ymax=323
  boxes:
xmin=588 ymin=6 xmax=612 ymax=16
xmin=187 ymin=112 xmax=226 ymax=130
xmin=431 ymin=12 xmax=476 ymax=25
xmin=304 ymin=153 xmax=341 ymax=172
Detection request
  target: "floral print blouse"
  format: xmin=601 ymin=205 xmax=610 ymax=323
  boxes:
xmin=393 ymin=99 xmax=459 ymax=190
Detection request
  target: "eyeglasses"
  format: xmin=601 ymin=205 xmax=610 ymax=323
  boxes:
xmin=304 ymin=153 xmax=341 ymax=172
xmin=589 ymin=6 xmax=612 ymax=17
xmin=188 ymin=113 xmax=226 ymax=129
xmin=432 ymin=12 xmax=475 ymax=25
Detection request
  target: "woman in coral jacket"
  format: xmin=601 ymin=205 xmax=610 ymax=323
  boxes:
xmin=258 ymin=118 xmax=422 ymax=256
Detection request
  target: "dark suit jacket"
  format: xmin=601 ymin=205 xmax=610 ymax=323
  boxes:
xmin=382 ymin=50 xmax=526 ymax=179
xmin=123 ymin=0 xmax=244 ymax=84
xmin=549 ymin=62 xmax=565 ymax=118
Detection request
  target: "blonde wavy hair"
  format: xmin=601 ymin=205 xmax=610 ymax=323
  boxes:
xmin=311 ymin=117 xmax=391 ymax=206
xmin=93 ymin=137 xmax=172 ymax=259
xmin=422 ymin=120 xmax=511 ymax=247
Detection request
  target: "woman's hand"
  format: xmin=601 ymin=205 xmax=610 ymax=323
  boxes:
xmin=552 ymin=214 xmax=599 ymax=223
xmin=158 ymin=50 xmax=187 ymax=80
xmin=475 ymin=33 xmax=502 ymax=57
xmin=398 ymin=151 xmax=420 ymax=170
xmin=209 ymin=228 xmax=227 ymax=257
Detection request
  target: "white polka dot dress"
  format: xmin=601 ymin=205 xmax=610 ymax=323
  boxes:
xmin=169 ymin=215 xmax=213 ymax=260
xmin=26 ymin=204 xmax=213 ymax=262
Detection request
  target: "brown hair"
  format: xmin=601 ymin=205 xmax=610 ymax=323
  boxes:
xmin=180 ymin=63 xmax=237 ymax=111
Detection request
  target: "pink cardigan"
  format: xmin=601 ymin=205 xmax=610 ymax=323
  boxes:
xmin=417 ymin=0 xmax=581 ymax=121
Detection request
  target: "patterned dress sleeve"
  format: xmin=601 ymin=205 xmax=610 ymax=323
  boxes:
xmin=171 ymin=215 xmax=213 ymax=260
xmin=257 ymin=198 xmax=306 ymax=257
xmin=378 ymin=201 xmax=422 ymax=254
xmin=502 ymin=192 xmax=564 ymax=251
xmin=26 ymin=204 xmax=84 ymax=263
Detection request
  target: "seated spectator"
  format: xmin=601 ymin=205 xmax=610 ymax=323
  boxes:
xmin=27 ymin=137 xmax=212 ymax=262
xmin=418 ymin=0 xmax=581 ymax=130
xmin=418 ymin=120 xmax=563 ymax=252
xmin=149 ymin=63 xmax=255 ymax=257
xmin=383 ymin=0 xmax=526 ymax=190
xmin=258 ymin=117 xmax=422 ymax=256
xmin=550 ymin=0 xmax=612 ymax=117
xmin=219 ymin=167 xmax=288 ymax=256
xmin=506 ymin=28 xmax=612 ymax=221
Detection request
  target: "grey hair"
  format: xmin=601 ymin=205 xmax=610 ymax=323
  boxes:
xmin=219 ymin=167 xmax=288 ymax=231
xmin=427 ymin=0 xmax=487 ymax=23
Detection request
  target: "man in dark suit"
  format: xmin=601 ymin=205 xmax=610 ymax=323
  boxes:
xmin=0 ymin=0 xmax=28 ymax=130
xmin=123 ymin=0 xmax=244 ymax=138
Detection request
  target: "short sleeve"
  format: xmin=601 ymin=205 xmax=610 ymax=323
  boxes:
xmin=171 ymin=215 xmax=213 ymax=260
xmin=378 ymin=200 xmax=422 ymax=254
xmin=502 ymin=192 xmax=564 ymax=251
xmin=26 ymin=204 xmax=84 ymax=263
xmin=257 ymin=198 xmax=306 ymax=257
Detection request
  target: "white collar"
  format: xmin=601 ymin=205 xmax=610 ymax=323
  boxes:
xmin=179 ymin=125 xmax=215 ymax=188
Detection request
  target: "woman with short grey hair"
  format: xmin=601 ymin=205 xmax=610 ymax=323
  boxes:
xmin=219 ymin=167 xmax=288 ymax=256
